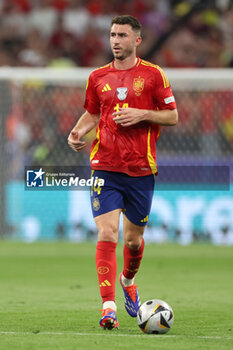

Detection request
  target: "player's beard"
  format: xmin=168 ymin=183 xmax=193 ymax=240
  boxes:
xmin=113 ymin=46 xmax=134 ymax=61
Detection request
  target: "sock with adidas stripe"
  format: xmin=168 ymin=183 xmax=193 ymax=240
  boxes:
xmin=96 ymin=241 xmax=117 ymax=303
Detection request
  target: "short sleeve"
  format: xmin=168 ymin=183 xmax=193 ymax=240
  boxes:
xmin=153 ymin=67 xmax=177 ymax=110
xmin=84 ymin=72 xmax=100 ymax=115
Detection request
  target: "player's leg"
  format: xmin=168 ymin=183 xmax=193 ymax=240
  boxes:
xmin=95 ymin=209 xmax=121 ymax=304
xmin=122 ymin=215 xmax=145 ymax=281
xmin=119 ymin=216 xmax=145 ymax=317
xmin=90 ymin=170 xmax=125 ymax=328
xmin=119 ymin=174 xmax=155 ymax=317
xmin=91 ymin=170 xmax=124 ymax=312
xmin=95 ymin=209 xmax=121 ymax=329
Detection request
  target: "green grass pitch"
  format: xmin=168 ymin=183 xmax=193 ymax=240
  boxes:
xmin=0 ymin=242 xmax=233 ymax=350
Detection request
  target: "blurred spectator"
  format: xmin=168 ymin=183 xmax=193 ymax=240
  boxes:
xmin=51 ymin=0 xmax=68 ymax=12
xmin=18 ymin=28 xmax=48 ymax=66
xmin=219 ymin=9 xmax=233 ymax=66
xmin=86 ymin=0 xmax=105 ymax=15
xmin=141 ymin=0 xmax=169 ymax=35
xmin=27 ymin=0 xmax=58 ymax=38
xmin=62 ymin=0 xmax=90 ymax=38
xmin=0 ymin=1 xmax=29 ymax=39
xmin=156 ymin=28 xmax=199 ymax=67
xmin=0 ymin=2 xmax=27 ymax=64
xmin=0 ymin=48 xmax=15 ymax=66
xmin=92 ymin=1 xmax=117 ymax=50
xmin=49 ymin=15 xmax=80 ymax=66
xmin=2 ymin=0 xmax=31 ymax=13
xmin=78 ymin=25 xmax=106 ymax=66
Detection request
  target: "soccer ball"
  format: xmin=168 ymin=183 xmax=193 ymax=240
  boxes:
xmin=137 ymin=299 xmax=174 ymax=334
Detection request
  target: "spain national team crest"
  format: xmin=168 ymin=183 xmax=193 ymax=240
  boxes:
xmin=92 ymin=197 xmax=100 ymax=211
xmin=117 ymin=87 xmax=128 ymax=100
xmin=133 ymin=76 xmax=145 ymax=96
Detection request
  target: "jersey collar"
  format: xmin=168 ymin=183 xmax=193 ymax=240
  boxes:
xmin=110 ymin=57 xmax=141 ymax=70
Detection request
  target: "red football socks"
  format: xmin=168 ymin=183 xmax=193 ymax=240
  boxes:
xmin=95 ymin=241 xmax=117 ymax=303
xmin=123 ymin=239 xmax=145 ymax=280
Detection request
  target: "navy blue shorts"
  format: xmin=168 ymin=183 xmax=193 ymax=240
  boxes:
xmin=90 ymin=170 xmax=155 ymax=227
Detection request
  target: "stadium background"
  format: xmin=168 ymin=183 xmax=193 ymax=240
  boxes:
xmin=0 ymin=0 xmax=233 ymax=244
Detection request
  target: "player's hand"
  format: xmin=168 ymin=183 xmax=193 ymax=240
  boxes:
xmin=67 ymin=130 xmax=86 ymax=152
xmin=113 ymin=108 xmax=146 ymax=127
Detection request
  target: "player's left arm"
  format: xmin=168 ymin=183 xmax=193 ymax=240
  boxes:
xmin=113 ymin=107 xmax=178 ymax=127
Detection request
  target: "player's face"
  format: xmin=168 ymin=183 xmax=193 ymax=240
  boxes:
xmin=110 ymin=24 xmax=141 ymax=61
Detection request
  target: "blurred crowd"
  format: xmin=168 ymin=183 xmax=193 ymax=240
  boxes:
xmin=0 ymin=0 xmax=233 ymax=68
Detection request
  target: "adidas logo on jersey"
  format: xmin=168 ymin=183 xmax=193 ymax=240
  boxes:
xmin=102 ymin=84 xmax=111 ymax=92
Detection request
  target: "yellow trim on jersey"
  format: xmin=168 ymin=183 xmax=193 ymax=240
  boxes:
xmin=136 ymin=58 xmax=141 ymax=66
xmin=94 ymin=63 xmax=111 ymax=72
xmin=90 ymin=126 xmax=100 ymax=162
xmin=147 ymin=126 xmax=157 ymax=174
xmin=141 ymin=59 xmax=156 ymax=67
xmin=141 ymin=60 xmax=170 ymax=88
xmin=156 ymin=66 xmax=170 ymax=88
xmin=90 ymin=169 xmax=94 ymax=196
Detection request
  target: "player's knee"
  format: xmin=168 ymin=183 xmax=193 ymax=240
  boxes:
xmin=125 ymin=237 xmax=142 ymax=251
xmin=98 ymin=225 xmax=118 ymax=242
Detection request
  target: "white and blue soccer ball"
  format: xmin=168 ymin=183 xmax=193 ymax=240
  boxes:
xmin=137 ymin=299 xmax=174 ymax=334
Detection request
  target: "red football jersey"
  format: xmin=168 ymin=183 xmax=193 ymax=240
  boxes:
xmin=84 ymin=58 xmax=176 ymax=176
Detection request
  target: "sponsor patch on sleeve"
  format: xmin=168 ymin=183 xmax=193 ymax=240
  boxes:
xmin=164 ymin=96 xmax=175 ymax=104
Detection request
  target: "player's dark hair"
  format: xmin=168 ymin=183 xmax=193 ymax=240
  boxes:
xmin=111 ymin=15 xmax=142 ymax=35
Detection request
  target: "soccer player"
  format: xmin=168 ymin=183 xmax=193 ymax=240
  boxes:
xmin=68 ymin=15 xmax=178 ymax=330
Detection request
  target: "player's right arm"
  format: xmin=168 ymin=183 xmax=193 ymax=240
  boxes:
xmin=68 ymin=111 xmax=100 ymax=152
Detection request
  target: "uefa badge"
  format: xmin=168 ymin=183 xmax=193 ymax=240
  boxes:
xmin=117 ymin=87 xmax=128 ymax=101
